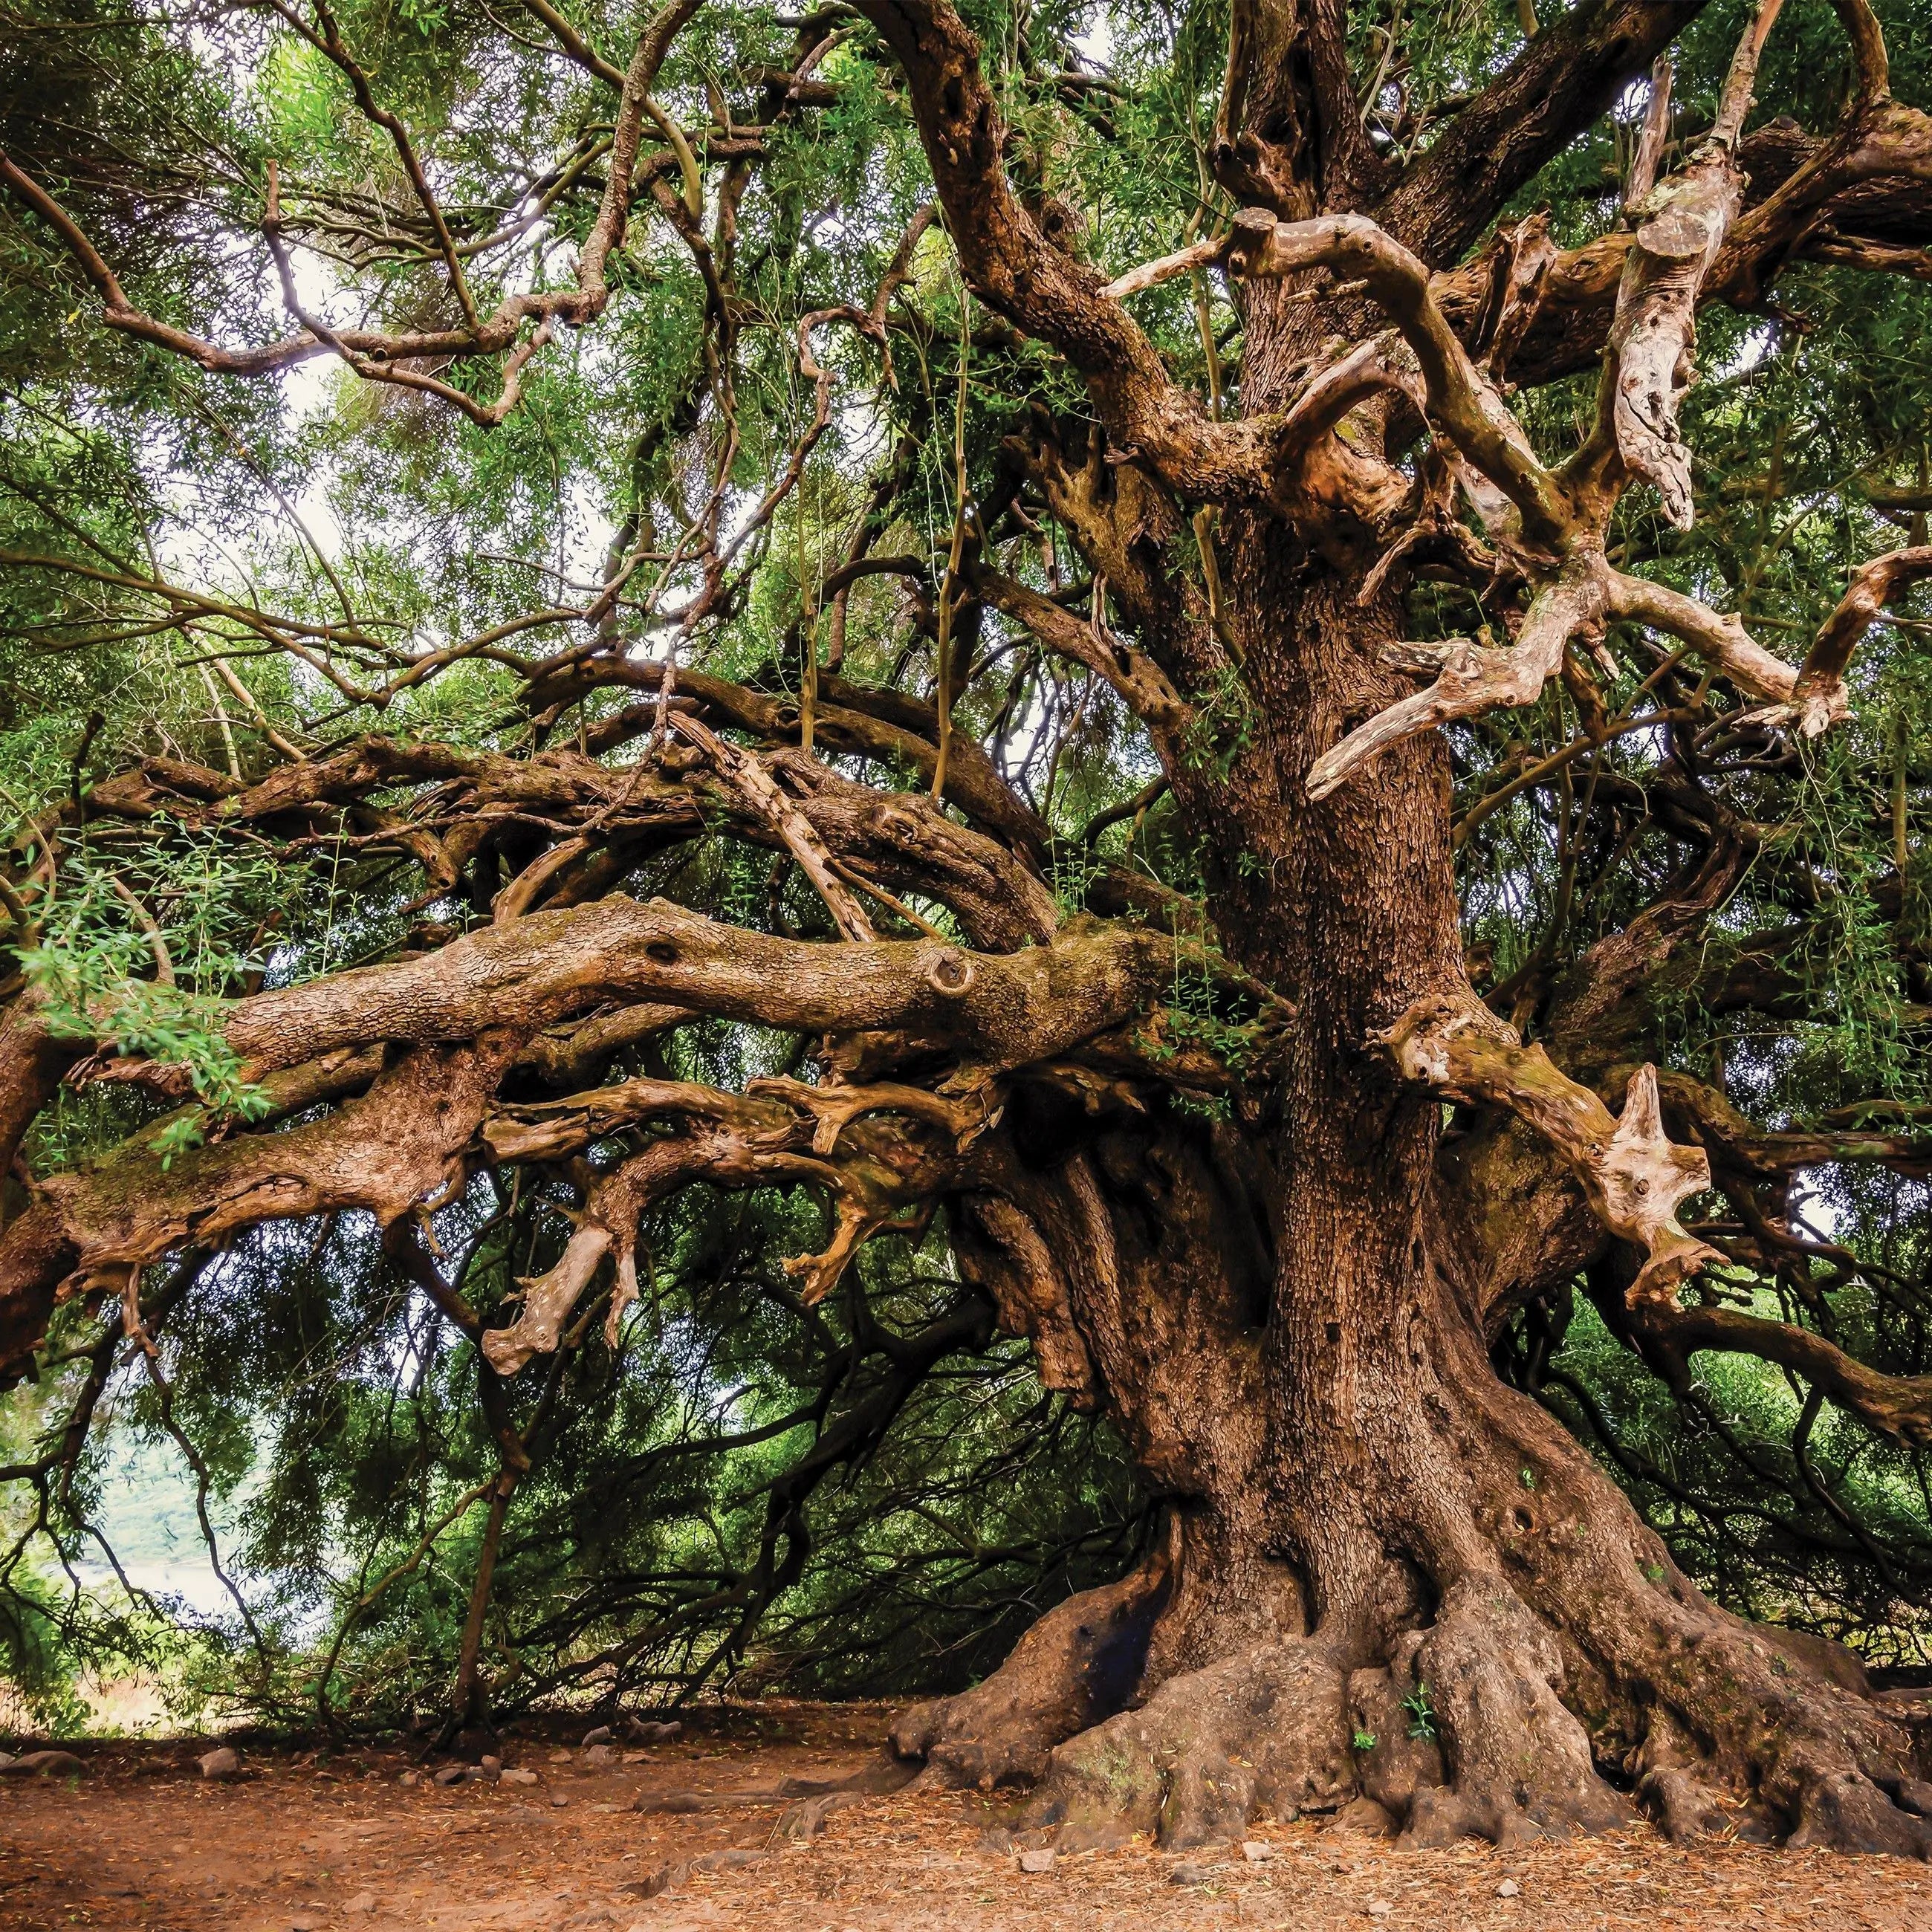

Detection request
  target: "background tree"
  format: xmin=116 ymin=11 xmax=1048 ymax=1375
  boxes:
xmin=5 ymin=0 xmax=1932 ymax=1856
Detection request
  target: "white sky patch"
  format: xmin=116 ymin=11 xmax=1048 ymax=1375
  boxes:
xmin=276 ymin=242 xmax=348 ymax=424
xmin=1788 ymin=1175 xmax=1846 ymax=1243
xmin=1071 ymin=7 xmax=1115 ymax=69
xmin=1614 ymin=74 xmax=1656 ymax=127
xmin=563 ymin=473 xmax=618 ymax=589
xmin=1714 ymin=322 xmax=1777 ymax=381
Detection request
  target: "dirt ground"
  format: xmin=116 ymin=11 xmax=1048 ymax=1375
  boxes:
xmin=4 ymin=1702 xmax=1931 ymax=1932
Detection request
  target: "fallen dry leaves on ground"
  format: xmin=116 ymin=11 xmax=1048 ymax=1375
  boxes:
xmin=3 ymin=1702 xmax=1929 ymax=1931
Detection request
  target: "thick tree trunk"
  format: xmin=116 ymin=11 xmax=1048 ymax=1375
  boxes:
xmin=894 ymin=539 xmax=1932 ymax=1858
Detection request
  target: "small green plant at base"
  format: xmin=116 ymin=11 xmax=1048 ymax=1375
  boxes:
xmin=1403 ymin=1682 xmax=1437 ymax=1742
xmin=1351 ymin=1728 xmax=1377 ymax=1753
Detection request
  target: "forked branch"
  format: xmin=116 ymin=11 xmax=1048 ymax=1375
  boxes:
xmin=1219 ymin=208 xmax=1569 ymax=543
xmin=1306 ymin=565 xmax=1608 ymax=801
xmin=1575 ymin=0 xmax=1785 ymax=527
xmin=1377 ymin=989 xmax=1719 ymax=1304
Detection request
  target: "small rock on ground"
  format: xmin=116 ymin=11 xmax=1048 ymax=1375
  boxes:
xmin=343 ymin=1893 xmax=377 ymax=1914
xmin=1241 ymin=1840 xmax=1274 ymax=1862
xmin=1367 ymin=1904 xmax=1393 ymax=1920
xmin=1497 ymin=1878 xmax=1521 ymax=1897
xmin=1170 ymin=1863 xmax=1217 ymax=1886
xmin=432 ymin=1765 xmax=467 ymax=1786
xmin=582 ymin=1726 xmax=614 ymax=1748
xmin=1017 ymin=1848 xmax=1057 ymax=1873
xmin=198 ymin=1746 xmax=241 ymax=1782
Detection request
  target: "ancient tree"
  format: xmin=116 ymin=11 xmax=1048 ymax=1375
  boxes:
xmin=7 ymin=0 xmax=1932 ymax=1853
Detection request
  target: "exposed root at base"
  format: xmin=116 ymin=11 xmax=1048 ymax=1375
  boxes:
xmin=892 ymin=1557 xmax=1932 ymax=1860
xmin=1607 ymin=1587 xmax=1932 ymax=1856
xmin=890 ymin=1562 xmax=1167 ymax=1788
xmin=1400 ymin=1576 xmax=1633 ymax=1848
xmin=1022 ymin=1639 xmax=1354 ymax=1850
xmin=1786 ymin=1771 xmax=1932 ymax=1857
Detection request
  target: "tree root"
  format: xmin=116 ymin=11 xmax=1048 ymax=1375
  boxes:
xmin=1560 ymin=1564 xmax=1932 ymax=1858
xmin=1021 ymin=1639 xmax=1354 ymax=1850
xmin=889 ymin=1560 xmax=1167 ymax=1788
xmin=897 ymin=1529 xmax=1932 ymax=1861
xmin=1786 ymin=1771 xmax=1932 ymax=1857
xmin=1399 ymin=1576 xmax=1633 ymax=1847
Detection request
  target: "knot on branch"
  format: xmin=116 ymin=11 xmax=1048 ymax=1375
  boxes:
xmin=924 ymin=946 xmax=977 ymax=996
xmin=1371 ymin=988 xmax=1520 ymax=1087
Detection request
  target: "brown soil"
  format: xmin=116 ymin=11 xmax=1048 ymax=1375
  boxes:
xmin=2 ymin=1702 xmax=1928 ymax=1932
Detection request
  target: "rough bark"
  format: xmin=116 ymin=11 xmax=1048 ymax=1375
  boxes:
xmin=889 ymin=468 xmax=1932 ymax=1863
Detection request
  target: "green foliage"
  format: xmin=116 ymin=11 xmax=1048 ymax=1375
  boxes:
xmin=1403 ymin=1681 xmax=1437 ymax=1743
xmin=17 ymin=855 xmax=282 ymax=1165
xmin=1180 ymin=662 xmax=1257 ymax=782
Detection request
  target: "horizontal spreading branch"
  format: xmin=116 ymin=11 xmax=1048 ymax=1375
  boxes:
xmin=1601 ymin=571 xmax=1811 ymax=711
xmin=0 ymin=883 xmax=1251 ymax=1371
xmin=80 ymin=730 xmax=1057 ymax=950
xmin=1629 ymin=1300 xmax=1932 ymax=1447
xmin=1657 ymin=1069 xmax=1932 ymax=1184
xmin=0 ymin=1037 xmax=522 ymax=1370
xmin=208 ymin=897 xmax=1174 ymax=1080
xmin=547 ymin=659 xmax=1051 ymax=862
xmin=1609 ymin=551 xmax=1932 ymax=736
xmin=968 ymin=568 xmax=1193 ymax=742
xmin=480 ymin=1073 xmax=1004 ymax=1370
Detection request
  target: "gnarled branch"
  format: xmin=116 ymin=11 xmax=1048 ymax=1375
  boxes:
xmin=1378 ymin=989 xmax=1719 ymax=1304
